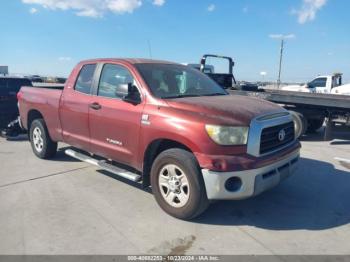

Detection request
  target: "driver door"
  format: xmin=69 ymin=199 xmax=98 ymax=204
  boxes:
xmin=89 ymin=63 xmax=144 ymax=167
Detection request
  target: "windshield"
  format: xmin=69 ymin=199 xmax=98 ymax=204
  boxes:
xmin=135 ymin=63 xmax=227 ymax=99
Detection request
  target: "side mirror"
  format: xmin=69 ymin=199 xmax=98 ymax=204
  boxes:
xmin=123 ymin=84 xmax=141 ymax=104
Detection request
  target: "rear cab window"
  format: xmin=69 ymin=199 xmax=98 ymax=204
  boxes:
xmin=74 ymin=64 xmax=97 ymax=94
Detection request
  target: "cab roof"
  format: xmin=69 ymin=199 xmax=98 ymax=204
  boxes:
xmin=80 ymin=58 xmax=179 ymax=65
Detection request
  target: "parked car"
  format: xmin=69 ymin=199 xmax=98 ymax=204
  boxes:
xmin=27 ymin=75 xmax=44 ymax=83
xmin=18 ymin=58 xmax=300 ymax=219
xmin=0 ymin=77 xmax=32 ymax=128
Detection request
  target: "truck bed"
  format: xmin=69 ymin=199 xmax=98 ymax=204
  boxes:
xmin=32 ymin=83 xmax=65 ymax=89
xmin=19 ymin=86 xmax=63 ymax=141
xmin=229 ymin=90 xmax=350 ymax=111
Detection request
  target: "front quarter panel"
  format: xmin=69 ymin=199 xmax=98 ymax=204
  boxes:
xmin=138 ymin=103 xmax=248 ymax=170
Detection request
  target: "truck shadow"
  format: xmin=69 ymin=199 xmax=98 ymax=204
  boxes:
xmin=194 ymin=157 xmax=350 ymax=230
xmin=4 ymin=134 xmax=28 ymax=142
xmin=52 ymin=148 xmax=82 ymax=162
xmin=97 ymin=170 xmax=152 ymax=194
xmin=300 ymin=126 xmax=350 ymax=142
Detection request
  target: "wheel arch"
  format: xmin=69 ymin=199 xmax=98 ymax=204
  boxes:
xmin=142 ymin=138 xmax=196 ymax=187
xmin=27 ymin=109 xmax=44 ymax=131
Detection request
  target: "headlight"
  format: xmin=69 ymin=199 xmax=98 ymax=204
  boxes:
xmin=205 ymin=125 xmax=249 ymax=145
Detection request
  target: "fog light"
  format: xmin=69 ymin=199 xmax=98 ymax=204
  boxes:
xmin=225 ymin=177 xmax=242 ymax=192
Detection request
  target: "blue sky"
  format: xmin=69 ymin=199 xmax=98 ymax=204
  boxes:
xmin=1 ymin=0 xmax=349 ymax=82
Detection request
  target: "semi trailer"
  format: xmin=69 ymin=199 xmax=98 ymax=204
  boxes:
xmin=197 ymin=54 xmax=350 ymax=140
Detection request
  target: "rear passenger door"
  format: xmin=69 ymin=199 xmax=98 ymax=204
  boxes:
xmin=60 ymin=64 xmax=97 ymax=152
xmin=89 ymin=63 xmax=144 ymax=167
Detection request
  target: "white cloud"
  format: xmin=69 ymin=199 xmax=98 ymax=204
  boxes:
xmin=153 ymin=0 xmax=165 ymax=6
xmin=58 ymin=57 xmax=72 ymax=62
xmin=269 ymin=34 xmax=296 ymax=39
xmin=293 ymin=0 xmax=327 ymax=24
xmin=22 ymin=0 xmax=163 ymax=18
xmin=29 ymin=7 xmax=38 ymax=14
xmin=207 ymin=4 xmax=215 ymax=12
xmin=107 ymin=0 xmax=142 ymax=14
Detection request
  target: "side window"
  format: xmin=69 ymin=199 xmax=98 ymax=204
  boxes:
xmin=74 ymin=64 xmax=97 ymax=94
xmin=309 ymin=78 xmax=327 ymax=88
xmin=98 ymin=64 xmax=136 ymax=99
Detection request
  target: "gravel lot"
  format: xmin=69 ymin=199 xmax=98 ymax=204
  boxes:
xmin=0 ymin=129 xmax=349 ymax=255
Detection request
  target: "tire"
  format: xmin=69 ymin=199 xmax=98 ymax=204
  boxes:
xmin=324 ymin=118 xmax=334 ymax=141
xmin=150 ymin=149 xmax=209 ymax=220
xmin=289 ymin=111 xmax=307 ymax=138
xmin=306 ymin=118 xmax=324 ymax=133
xmin=29 ymin=119 xmax=57 ymax=159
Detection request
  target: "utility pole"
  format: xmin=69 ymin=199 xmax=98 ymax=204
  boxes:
xmin=277 ymin=39 xmax=284 ymax=89
xmin=270 ymin=34 xmax=294 ymax=89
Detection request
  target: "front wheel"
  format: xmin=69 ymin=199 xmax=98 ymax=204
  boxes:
xmin=150 ymin=149 xmax=209 ymax=220
xmin=29 ymin=119 xmax=57 ymax=159
xmin=289 ymin=111 xmax=307 ymax=139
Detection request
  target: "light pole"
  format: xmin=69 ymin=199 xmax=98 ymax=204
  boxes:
xmin=260 ymin=71 xmax=267 ymax=86
xmin=269 ymin=34 xmax=295 ymax=89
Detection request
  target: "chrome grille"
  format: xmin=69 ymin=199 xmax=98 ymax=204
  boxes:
xmin=260 ymin=121 xmax=295 ymax=154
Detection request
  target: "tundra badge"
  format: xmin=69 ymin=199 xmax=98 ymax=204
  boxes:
xmin=106 ymin=138 xmax=123 ymax=146
xmin=141 ymin=114 xmax=151 ymax=125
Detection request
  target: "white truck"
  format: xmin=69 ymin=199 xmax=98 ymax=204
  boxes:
xmin=281 ymin=73 xmax=350 ymax=95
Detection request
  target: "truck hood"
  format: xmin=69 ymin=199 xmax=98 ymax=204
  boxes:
xmin=165 ymin=95 xmax=285 ymax=126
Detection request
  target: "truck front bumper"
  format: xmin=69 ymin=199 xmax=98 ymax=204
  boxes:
xmin=202 ymin=150 xmax=300 ymax=200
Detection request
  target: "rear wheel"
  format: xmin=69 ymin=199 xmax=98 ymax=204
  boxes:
xmin=29 ymin=119 xmax=57 ymax=159
xmin=151 ymin=149 xmax=209 ymax=220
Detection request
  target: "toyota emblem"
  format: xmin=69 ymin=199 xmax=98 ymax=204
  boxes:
xmin=278 ymin=129 xmax=286 ymax=141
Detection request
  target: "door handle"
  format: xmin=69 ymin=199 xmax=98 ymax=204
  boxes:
xmin=89 ymin=102 xmax=102 ymax=110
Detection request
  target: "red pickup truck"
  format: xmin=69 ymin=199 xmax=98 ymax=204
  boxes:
xmin=18 ymin=58 xmax=300 ymax=219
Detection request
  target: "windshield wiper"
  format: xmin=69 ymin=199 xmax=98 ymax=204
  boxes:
xmin=162 ymin=94 xmax=201 ymax=99
xmin=202 ymin=93 xmax=227 ymax=96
